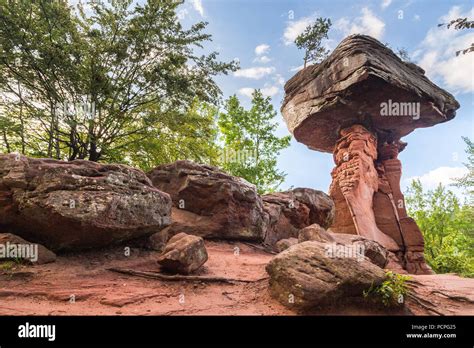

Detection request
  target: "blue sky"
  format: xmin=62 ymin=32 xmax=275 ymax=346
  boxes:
xmin=178 ymin=0 xmax=473 ymax=196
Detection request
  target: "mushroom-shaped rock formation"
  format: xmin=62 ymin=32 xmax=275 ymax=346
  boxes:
xmin=281 ymin=35 xmax=460 ymax=275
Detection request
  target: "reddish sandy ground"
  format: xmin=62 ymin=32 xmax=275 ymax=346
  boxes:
xmin=0 ymin=241 xmax=473 ymax=316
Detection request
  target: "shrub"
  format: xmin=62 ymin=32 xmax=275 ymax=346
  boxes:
xmin=364 ymin=271 xmax=411 ymax=307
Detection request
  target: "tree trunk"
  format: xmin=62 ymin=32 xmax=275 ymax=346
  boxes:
xmin=2 ymin=129 xmax=11 ymax=153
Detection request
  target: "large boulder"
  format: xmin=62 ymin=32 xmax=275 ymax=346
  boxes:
xmin=157 ymin=232 xmax=208 ymax=274
xmin=265 ymin=241 xmax=386 ymax=311
xmin=330 ymin=233 xmax=389 ymax=269
xmin=262 ymin=188 xmax=334 ymax=247
xmin=0 ymin=154 xmax=172 ymax=251
xmin=298 ymin=224 xmax=389 ymax=268
xmin=0 ymin=232 xmax=56 ymax=265
xmin=147 ymin=160 xmax=266 ymax=241
xmin=275 ymin=238 xmax=298 ymax=253
xmin=298 ymin=223 xmax=334 ymax=243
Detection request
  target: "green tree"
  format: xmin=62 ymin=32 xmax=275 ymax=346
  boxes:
xmin=120 ymin=99 xmax=221 ymax=171
xmin=0 ymin=0 xmax=237 ymax=164
xmin=218 ymin=90 xmax=291 ymax=193
xmin=405 ymin=180 xmax=474 ymax=277
xmin=453 ymin=137 xmax=474 ymax=199
xmin=452 ymin=136 xmax=474 ymax=245
xmin=294 ymin=17 xmax=331 ymax=68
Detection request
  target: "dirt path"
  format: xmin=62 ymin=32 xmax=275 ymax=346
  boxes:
xmin=0 ymin=241 xmax=472 ymax=316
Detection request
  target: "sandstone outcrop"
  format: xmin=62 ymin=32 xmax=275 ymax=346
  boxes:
xmin=281 ymin=34 xmax=460 ymax=274
xmin=0 ymin=154 xmax=172 ymax=251
xmin=262 ymin=188 xmax=334 ymax=247
xmin=148 ymin=160 xmax=266 ymax=241
xmin=266 ymin=241 xmax=386 ymax=311
xmin=329 ymin=125 xmax=400 ymax=250
xmin=157 ymin=232 xmax=208 ymax=274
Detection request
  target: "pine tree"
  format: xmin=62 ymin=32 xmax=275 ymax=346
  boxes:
xmin=295 ymin=17 xmax=332 ymax=68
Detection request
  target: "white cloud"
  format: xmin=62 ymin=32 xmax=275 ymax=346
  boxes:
xmin=381 ymin=0 xmax=392 ymax=9
xmin=413 ymin=6 xmax=474 ymax=94
xmin=253 ymin=55 xmax=272 ymax=64
xmin=255 ymin=44 xmax=270 ymax=56
xmin=261 ymin=85 xmax=280 ymax=97
xmin=234 ymin=66 xmax=276 ymax=79
xmin=404 ymin=166 xmax=468 ymax=189
xmin=283 ymin=15 xmax=314 ymax=45
xmin=238 ymin=88 xmax=255 ymax=98
xmin=274 ymin=74 xmax=285 ymax=86
xmin=253 ymin=44 xmax=271 ymax=63
xmin=335 ymin=7 xmax=385 ymax=40
xmin=238 ymin=86 xmax=280 ymax=98
xmin=191 ymin=0 xmax=204 ymax=16
xmin=413 ymin=14 xmax=421 ymax=21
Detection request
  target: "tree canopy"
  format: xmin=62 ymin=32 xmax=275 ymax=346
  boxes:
xmin=405 ymin=179 xmax=473 ymax=277
xmin=218 ymin=90 xmax=291 ymax=193
xmin=0 ymin=0 xmax=237 ymax=163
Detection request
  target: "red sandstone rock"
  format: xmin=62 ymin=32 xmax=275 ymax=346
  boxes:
xmin=281 ymin=35 xmax=459 ymax=153
xmin=147 ymin=162 xmax=334 ymax=248
xmin=147 ymin=160 xmax=266 ymax=241
xmin=157 ymin=233 xmax=208 ymax=274
xmin=0 ymin=154 xmax=172 ymax=251
xmin=281 ymin=35 xmax=459 ymax=274
xmin=329 ymin=125 xmax=400 ymax=251
xmin=298 ymin=223 xmax=334 ymax=243
xmin=262 ymin=188 xmax=334 ymax=247
xmin=266 ymin=241 xmax=387 ymax=311
xmin=297 ymin=224 xmax=388 ymax=268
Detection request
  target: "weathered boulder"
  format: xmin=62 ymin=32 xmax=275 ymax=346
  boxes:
xmin=157 ymin=232 xmax=208 ymax=274
xmin=262 ymin=188 xmax=334 ymax=247
xmin=266 ymin=241 xmax=386 ymax=310
xmin=0 ymin=154 xmax=172 ymax=251
xmin=280 ymin=34 xmax=458 ymax=274
xmin=0 ymin=233 xmax=56 ymax=264
xmin=298 ymin=224 xmax=388 ymax=268
xmin=330 ymin=233 xmax=389 ymax=269
xmin=275 ymin=238 xmax=298 ymax=253
xmin=147 ymin=160 xmax=266 ymax=241
xmin=298 ymin=223 xmax=334 ymax=243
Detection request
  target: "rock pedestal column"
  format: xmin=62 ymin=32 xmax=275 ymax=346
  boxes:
xmin=375 ymin=141 xmax=432 ymax=274
xmin=329 ymin=125 xmax=432 ymax=274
